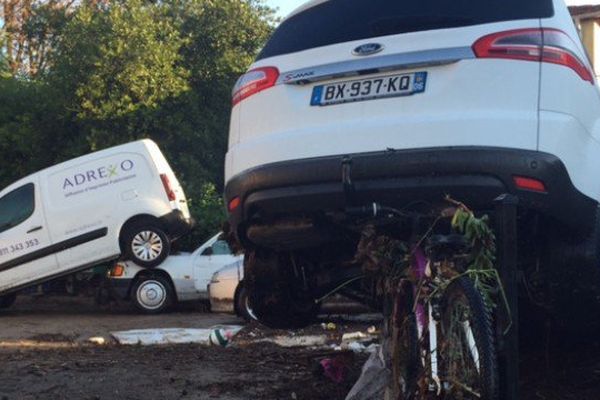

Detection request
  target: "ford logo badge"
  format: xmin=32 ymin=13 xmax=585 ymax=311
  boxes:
xmin=352 ymin=43 xmax=384 ymax=56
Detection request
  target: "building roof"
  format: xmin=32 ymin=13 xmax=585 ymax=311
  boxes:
xmin=570 ymin=5 xmax=600 ymax=18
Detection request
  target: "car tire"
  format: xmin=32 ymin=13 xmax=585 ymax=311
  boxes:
xmin=122 ymin=223 xmax=171 ymax=268
xmin=245 ymin=250 xmax=319 ymax=329
xmin=251 ymin=289 xmax=320 ymax=329
xmin=131 ymin=275 xmax=173 ymax=314
xmin=0 ymin=293 xmax=17 ymax=309
xmin=235 ymin=285 xmax=257 ymax=322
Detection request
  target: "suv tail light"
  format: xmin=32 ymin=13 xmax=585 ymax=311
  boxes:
xmin=513 ymin=176 xmax=547 ymax=193
xmin=232 ymin=67 xmax=279 ymax=106
xmin=473 ymin=29 xmax=594 ymax=84
xmin=228 ymin=196 xmax=241 ymax=213
xmin=160 ymin=173 xmax=177 ymax=201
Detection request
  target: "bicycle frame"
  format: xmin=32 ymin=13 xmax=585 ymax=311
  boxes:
xmin=411 ymin=245 xmax=481 ymax=396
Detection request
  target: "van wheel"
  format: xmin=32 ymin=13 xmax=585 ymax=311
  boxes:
xmin=235 ymin=285 xmax=257 ymax=322
xmin=132 ymin=275 xmax=173 ymax=314
xmin=123 ymin=224 xmax=170 ymax=268
xmin=0 ymin=294 xmax=17 ymax=309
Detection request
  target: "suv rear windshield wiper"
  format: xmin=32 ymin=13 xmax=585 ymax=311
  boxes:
xmin=371 ymin=16 xmax=475 ymax=37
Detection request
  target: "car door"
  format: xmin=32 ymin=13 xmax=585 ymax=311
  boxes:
xmin=193 ymin=238 xmax=241 ymax=294
xmin=0 ymin=178 xmax=56 ymax=292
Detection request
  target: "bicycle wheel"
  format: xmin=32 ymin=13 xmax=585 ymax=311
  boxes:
xmin=385 ymin=280 xmax=420 ymax=400
xmin=438 ymin=276 xmax=498 ymax=400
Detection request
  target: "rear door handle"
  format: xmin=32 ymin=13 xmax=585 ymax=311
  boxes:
xmin=280 ymin=47 xmax=473 ymax=85
xmin=27 ymin=226 xmax=43 ymax=234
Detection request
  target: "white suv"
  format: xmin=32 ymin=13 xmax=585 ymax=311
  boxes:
xmin=225 ymin=0 xmax=600 ymax=327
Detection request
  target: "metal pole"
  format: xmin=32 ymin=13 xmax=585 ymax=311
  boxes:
xmin=494 ymin=194 xmax=519 ymax=400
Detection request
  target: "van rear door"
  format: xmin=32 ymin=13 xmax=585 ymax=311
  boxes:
xmin=0 ymin=177 xmax=56 ymax=293
xmin=144 ymin=140 xmax=190 ymax=218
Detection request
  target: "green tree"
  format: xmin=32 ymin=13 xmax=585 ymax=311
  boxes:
xmin=0 ymin=77 xmax=76 ymax=184
xmin=1 ymin=0 xmax=74 ymax=77
xmin=0 ymin=0 xmax=275 ymax=248
xmin=49 ymin=0 xmax=190 ymax=147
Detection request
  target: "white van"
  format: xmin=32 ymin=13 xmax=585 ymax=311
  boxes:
xmin=0 ymin=139 xmax=193 ymax=302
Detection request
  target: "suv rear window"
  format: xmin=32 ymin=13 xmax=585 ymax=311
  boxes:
xmin=258 ymin=0 xmax=554 ymax=60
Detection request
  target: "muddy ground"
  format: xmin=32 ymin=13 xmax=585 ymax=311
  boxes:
xmin=0 ymin=295 xmax=241 ymax=343
xmin=0 ymin=296 xmax=599 ymax=399
xmin=0 ymin=341 xmax=368 ymax=400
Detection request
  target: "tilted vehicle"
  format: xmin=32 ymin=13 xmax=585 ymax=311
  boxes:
xmin=0 ymin=139 xmax=193 ymax=308
xmin=109 ymin=233 xmax=243 ymax=314
xmin=225 ymin=0 xmax=600 ymax=328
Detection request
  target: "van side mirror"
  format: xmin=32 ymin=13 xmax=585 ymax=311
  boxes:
xmin=202 ymin=247 xmax=213 ymax=256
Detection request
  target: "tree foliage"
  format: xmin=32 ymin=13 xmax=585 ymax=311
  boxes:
xmin=1 ymin=0 xmax=74 ymax=77
xmin=0 ymin=0 xmax=275 ymax=248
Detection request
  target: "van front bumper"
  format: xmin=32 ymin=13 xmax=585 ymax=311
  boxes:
xmin=160 ymin=210 xmax=195 ymax=240
xmin=225 ymin=147 xmax=597 ymax=244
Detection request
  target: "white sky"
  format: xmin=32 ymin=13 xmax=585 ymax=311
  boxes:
xmin=267 ymin=0 xmax=600 ymax=18
xmin=566 ymin=0 xmax=600 ymax=4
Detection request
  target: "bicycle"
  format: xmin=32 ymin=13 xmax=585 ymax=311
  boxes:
xmin=349 ymin=203 xmax=499 ymax=400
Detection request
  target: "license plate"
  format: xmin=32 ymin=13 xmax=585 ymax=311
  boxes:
xmin=310 ymin=72 xmax=427 ymax=107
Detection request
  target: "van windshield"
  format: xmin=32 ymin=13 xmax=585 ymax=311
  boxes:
xmin=257 ymin=0 xmax=554 ymax=60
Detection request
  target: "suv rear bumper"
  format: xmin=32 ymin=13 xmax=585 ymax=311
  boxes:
xmin=225 ymin=147 xmax=597 ymax=241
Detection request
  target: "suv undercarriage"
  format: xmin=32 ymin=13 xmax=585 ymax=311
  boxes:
xmin=227 ymin=147 xmax=600 ymax=328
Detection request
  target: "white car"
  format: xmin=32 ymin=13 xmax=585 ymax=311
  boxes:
xmin=225 ymin=0 xmax=600 ymax=328
xmin=0 ymin=139 xmax=192 ymax=308
xmin=109 ymin=233 xmax=243 ymax=314
xmin=208 ymin=260 xmax=255 ymax=321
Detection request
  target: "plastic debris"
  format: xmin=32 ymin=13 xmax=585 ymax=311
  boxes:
xmin=111 ymin=326 xmax=243 ymax=346
xmin=321 ymin=322 xmax=338 ymax=331
xmin=88 ymin=337 xmax=106 ymax=345
xmin=347 ymin=341 xmax=366 ymax=353
xmin=341 ymin=332 xmax=368 ymax=341
xmin=265 ymin=335 xmax=328 ymax=348
xmin=320 ymin=358 xmax=347 ymax=384
xmin=345 ymin=345 xmax=390 ymax=400
xmin=340 ymin=330 xmax=378 ymax=353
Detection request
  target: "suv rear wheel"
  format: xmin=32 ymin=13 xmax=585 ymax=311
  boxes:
xmin=245 ymin=250 xmax=320 ymax=329
xmin=235 ymin=285 xmax=257 ymax=322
